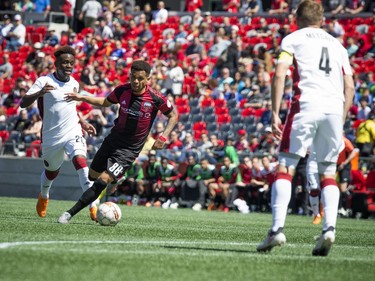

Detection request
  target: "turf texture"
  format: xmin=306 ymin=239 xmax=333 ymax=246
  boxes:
xmin=0 ymin=196 xmax=374 ymax=281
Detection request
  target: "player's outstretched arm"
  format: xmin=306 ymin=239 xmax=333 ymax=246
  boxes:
xmin=152 ymin=108 xmax=178 ymax=150
xmin=65 ymin=91 xmax=112 ymax=107
xmin=20 ymin=83 xmax=56 ymax=108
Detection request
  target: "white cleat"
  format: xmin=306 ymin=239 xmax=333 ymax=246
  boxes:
xmin=58 ymin=212 xmax=72 ymax=224
xmin=170 ymin=202 xmax=179 ymax=209
xmin=162 ymin=199 xmax=171 ymax=209
xmin=192 ymin=203 xmax=202 ymax=211
xmin=312 ymin=226 xmax=335 ymax=256
xmin=257 ymin=228 xmax=286 ymax=252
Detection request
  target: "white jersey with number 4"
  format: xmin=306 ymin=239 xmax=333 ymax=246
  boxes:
xmin=280 ymin=27 xmax=352 ymax=115
xmin=26 ymin=73 xmax=82 ymax=146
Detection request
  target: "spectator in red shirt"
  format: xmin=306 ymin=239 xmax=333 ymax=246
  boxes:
xmin=186 ymin=0 xmax=203 ymax=12
xmin=223 ymin=0 xmax=240 ymax=13
xmin=166 ymin=130 xmax=183 ymax=150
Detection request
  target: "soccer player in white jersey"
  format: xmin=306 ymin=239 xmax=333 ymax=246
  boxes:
xmin=256 ymin=0 xmax=354 ymax=256
xmin=20 ymin=46 xmax=99 ymax=221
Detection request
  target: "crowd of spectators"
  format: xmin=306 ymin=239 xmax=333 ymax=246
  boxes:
xmin=0 ymin=0 xmax=374 ymax=214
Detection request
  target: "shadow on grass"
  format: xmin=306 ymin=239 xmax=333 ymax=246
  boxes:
xmin=160 ymin=245 xmax=256 ymax=254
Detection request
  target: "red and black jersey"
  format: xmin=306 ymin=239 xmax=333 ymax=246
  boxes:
xmin=106 ymin=83 xmax=173 ymax=153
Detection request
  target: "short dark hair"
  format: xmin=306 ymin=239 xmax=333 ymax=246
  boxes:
xmin=54 ymin=46 xmax=76 ymax=59
xmin=296 ymin=0 xmax=323 ymax=28
xmin=131 ymin=60 xmax=151 ymax=76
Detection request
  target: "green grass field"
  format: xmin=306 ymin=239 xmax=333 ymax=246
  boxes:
xmin=0 ymin=196 xmax=374 ymax=281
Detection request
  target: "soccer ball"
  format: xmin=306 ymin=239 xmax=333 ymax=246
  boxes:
xmin=97 ymin=202 xmax=122 ymax=226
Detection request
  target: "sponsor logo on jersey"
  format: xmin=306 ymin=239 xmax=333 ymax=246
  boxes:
xmin=142 ymin=101 xmax=152 ymax=112
xmin=121 ymin=100 xmax=127 ymax=106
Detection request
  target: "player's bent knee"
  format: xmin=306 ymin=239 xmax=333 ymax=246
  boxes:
xmin=45 ymin=169 xmax=59 ymax=180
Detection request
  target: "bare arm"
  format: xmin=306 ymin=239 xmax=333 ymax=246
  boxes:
xmin=65 ymin=92 xmax=113 ymax=107
xmin=152 ymin=108 xmax=178 ymax=150
xmin=271 ymin=61 xmax=289 ymax=139
xmin=343 ymin=75 xmax=355 ymax=123
xmin=20 ymin=83 xmax=56 ymax=108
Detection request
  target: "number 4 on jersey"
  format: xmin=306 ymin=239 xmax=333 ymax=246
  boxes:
xmin=319 ymin=47 xmax=331 ymax=76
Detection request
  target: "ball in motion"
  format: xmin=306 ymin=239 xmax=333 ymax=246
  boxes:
xmin=97 ymin=202 xmax=122 ymax=226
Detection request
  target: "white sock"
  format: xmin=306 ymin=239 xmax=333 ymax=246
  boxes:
xmin=41 ymin=171 xmax=53 ymax=199
xmin=321 ymin=185 xmax=340 ymax=231
xmin=76 ymin=167 xmax=95 ymax=208
xmin=309 ymin=194 xmax=320 ymax=216
xmin=271 ymin=178 xmax=292 ymax=232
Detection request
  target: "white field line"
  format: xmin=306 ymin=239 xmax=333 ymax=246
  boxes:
xmin=0 ymin=240 xmax=375 ymax=252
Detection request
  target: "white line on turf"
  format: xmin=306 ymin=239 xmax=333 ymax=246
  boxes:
xmin=1 ymin=240 xmax=375 ymax=251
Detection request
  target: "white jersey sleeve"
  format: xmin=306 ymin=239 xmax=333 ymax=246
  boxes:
xmin=26 ymin=74 xmax=82 ymax=146
xmin=280 ymin=27 xmax=352 ymax=115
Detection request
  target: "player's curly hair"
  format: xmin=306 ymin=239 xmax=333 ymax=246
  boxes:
xmin=131 ymin=60 xmax=151 ymax=76
xmin=296 ymin=0 xmax=323 ymax=28
xmin=54 ymin=46 xmax=76 ymax=59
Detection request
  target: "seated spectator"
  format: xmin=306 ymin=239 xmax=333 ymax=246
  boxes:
xmin=259 ymin=100 xmax=272 ymax=126
xmin=234 ymin=130 xmax=249 ymax=153
xmin=218 ymin=67 xmax=234 ymax=92
xmin=5 ymin=14 xmax=26 ymax=51
xmin=152 ymin=1 xmax=168 ymax=24
xmin=110 ymin=40 xmax=125 ymax=61
xmin=224 ymin=135 xmax=239 ymax=165
xmin=192 ymin=8 xmax=204 ymax=27
xmin=143 ymin=153 xmax=160 ymax=207
xmin=156 ymin=157 xmax=181 ymax=208
xmin=43 ymin=29 xmax=59 ymax=47
xmin=197 ymin=158 xmax=217 ymax=210
xmin=365 ymin=35 xmax=375 ymax=58
xmin=22 ymin=114 xmax=42 ymax=143
xmin=185 ymin=36 xmax=204 ymax=57
xmin=116 ymin=161 xmax=145 ymax=205
xmin=0 ymin=14 xmax=13 ymax=46
xmin=0 ymin=54 xmax=13 ymax=80
xmin=9 ymin=110 xmax=31 ymax=142
xmin=136 ymin=21 xmax=152 ymax=48
xmin=124 ymin=19 xmax=140 ymax=40
xmin=357 ymin=96 xmax=371 ymax=120
xmin=268 ymin=0 xmax=289 ymax=14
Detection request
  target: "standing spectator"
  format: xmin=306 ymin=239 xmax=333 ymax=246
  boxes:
xmin=185 ymin=0 xmax=203 ymax=12
xmin=222 ymin=0 xmax=240 ymax=13
xmin=95 ymin=17 xmax=113 ymax=40
xmin=43 ymin=29 xmax=59 ymax=47
xmin=0 ymin=54 xmax=13 ymax=80
xmin=0 ymin=14 xmax=13 ymax=46
xmin=152 ymin=1 xmax=168 ymax=24
xmin=143 ymin=3 xmax=153 ymax=23
xmin=197 ymin=158 xmax=217 ymax=211
xmin=5 ymin=14 xmax=26 ymax=51
xmin=79 ymin=0 xmax=102 ymax=29
xmin=34 ymin=0 xmax=51 ymax=17
xmin=164 ymin=57 xmax=184 ymax=96
xmin=356 ymin=113 xmax=375 ymax=157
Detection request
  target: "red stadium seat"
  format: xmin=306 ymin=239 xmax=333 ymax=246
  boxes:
xmin=217 ymin=114 xmax=231 ymax=124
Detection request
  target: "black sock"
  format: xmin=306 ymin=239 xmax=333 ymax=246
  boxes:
xmin=67 ymin=180 xmax=107 ymax=217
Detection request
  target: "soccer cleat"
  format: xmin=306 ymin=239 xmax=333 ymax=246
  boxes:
xmin=257 ymin=228 xmax=286 ymax=252
xmin=162 ymin=199 xmax=171 ymax=209
xmin=207 ymin=202 xmax=216 ymax=211
xmin=312 ymin=215 xmax=322 ymax=225
xmin=145 ymin=202 xmax=152 ymax=208
xmin=312 ymin=226 xmax=335 ymax=256
xmin=58 ymin=212 xmax=72 ymax=224
xmin=170 ymin=202 xmax=179 ymax=209
xmin=153 ymin=201 xmax=161 ymax=207
xmin=192 ymin=203 xmax=202 ymax=211
xmin=89 ymin=205 xmax=98 ymax=221
xmin=36 ymin=193 xmax=49 ymax=217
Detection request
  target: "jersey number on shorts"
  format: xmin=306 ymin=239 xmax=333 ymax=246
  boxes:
xmin=319 ymin=47 xmax=331 ymax=76
xmin=75 ymin=135 xmax=84 ymax=144
xmin=108 ymin=163 xmax=124 ymax=177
